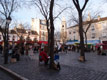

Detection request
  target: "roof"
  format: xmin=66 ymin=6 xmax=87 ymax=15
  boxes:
xmin=67 ymin=17 xmax=107 ymax=29
xmin=10 ymin=30 xmax=17 ymax=34
xmin=30 ymin=30 xmax=38 ymax=35
xmin=16 ymin=28 xmax=27 ymax=34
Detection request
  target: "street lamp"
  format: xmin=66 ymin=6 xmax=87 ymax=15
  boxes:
xmin=6 ymin=16 xmax=12 ymax=24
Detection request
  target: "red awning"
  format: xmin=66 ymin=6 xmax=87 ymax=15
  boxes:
xmin=15 ymin=40 xmax=25 ymax=44
xmin=38 ymin=41 xmax=48 ymax=44
xmin=0 ymin=41 xmax=3 ymax=44
xmin=26 ymin=41 xmax=34 ymax=44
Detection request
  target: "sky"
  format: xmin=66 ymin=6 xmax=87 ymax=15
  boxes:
xmin=12 ymin=0 xmax=107 ymax=31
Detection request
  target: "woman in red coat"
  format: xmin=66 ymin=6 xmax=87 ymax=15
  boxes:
xmin=39 ymin=49 xmax=49 ymax=65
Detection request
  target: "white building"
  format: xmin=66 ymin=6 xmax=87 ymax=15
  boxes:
xmin=66 ymin=16 xmax=107 ymax=44
xmin=31 ymin=18 xmax=48 ymax=41
xmin=60 ymin=17 xmax=67 ymax=43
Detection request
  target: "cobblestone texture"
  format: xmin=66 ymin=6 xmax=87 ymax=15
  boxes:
xmin=0 ymin=70 xmax=13 ymax=80
xmin=0 ymin=50 xmax=107 ymax=80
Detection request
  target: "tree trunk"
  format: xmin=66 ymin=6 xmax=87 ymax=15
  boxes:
xmin=84 ymin=32 xmax=87 ymax=45
xmin=46 ymin=20 xmax=51 ymax=56
xmin=4 ymin=39 xmax=9 ymax=64
xmin=4 ymin=23 xmax=9 ymax=64
xmin=79 ymin=12 xmax=85 ymax=61
xmin=49 ymin=0 xmax=55 ymax=69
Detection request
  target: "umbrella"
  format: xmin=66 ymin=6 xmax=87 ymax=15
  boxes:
xmin=96 ymin=43 xmax=104 ymax=46
xmin=95 ymin=43 xmax=104 ymax=49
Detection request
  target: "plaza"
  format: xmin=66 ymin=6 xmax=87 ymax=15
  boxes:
xmin=0 ymin=50 xmax=107 ymax=80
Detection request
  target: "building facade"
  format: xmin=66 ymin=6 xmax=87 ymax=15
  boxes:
xmin=60 ymin=17 xmax=67 ymax=43
xmin=31 ymin=18 xmax=48 ymax=41
xmin=67 ymin=16 xmax=107 ymax=43
xmin=0 ymin=24 xmax=38 ymax=45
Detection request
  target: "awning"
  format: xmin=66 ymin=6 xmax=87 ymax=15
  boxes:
xmin=86 ymin=40 xmax=100 ymax=45
xmin=15 ymin=40 xmax=25 ymax=44
xmin=66 ymin=42 xmax=75 ymax=45
xmin=38 ymin=41 xmax=48 ymax=44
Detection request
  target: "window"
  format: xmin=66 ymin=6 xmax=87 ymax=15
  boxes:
xmin=42 ymin=32 xmax=45 ymax=36
xmin=41 ymin=26 xmax=44 ymax=30
xmin=41 ymin=25 xmax=46 ymax=30
xmin=43 ymin=32 xmax=45 ymax=36
xmin=73 ymin=31 xmax=75 ymax=34
xmin=41 ymin=37 xmax=45 ymax=41
xmin=69 ymin=31 xmax=71 ymax=34
xmin=40 ymin=20 xmax=46 ymax=25
xmin=102 ymin=32 xmax=106 ymax=38
xmin=102 ymin=22 xmax=107 ymax=31
xmin=91 ymin=26 xmax=95 ymax=31
xmin=91 ymin=33 xmax=96 ymax=39
xmin=74 ymin=36 xmax=75 ymax=40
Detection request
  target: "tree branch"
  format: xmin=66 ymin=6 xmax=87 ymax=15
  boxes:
xmin=53 ymin=7 xmax=69 ymax=20
xmin=73 ymin=0 xmax=80 ymax=11
xmin=81 ymin=0 xmax=89 ymax=12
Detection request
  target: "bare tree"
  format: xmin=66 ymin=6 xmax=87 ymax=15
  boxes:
xmin=31 ymin=0 xmax=68 ymax=56
xmin=0 ymin=0 xmax=21 ymax=64
xmin=83 ymin=12 xmax=100 ymax=45
xmin=31 ymin=0 xmax=51 ymax=56
xmin=49 ymin=0 xmax=55 ymax=69
xmin=72 ymin=0 xmax=89 ymax=62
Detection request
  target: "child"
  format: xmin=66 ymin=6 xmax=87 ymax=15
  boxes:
xmin=54 ymin=53 xmax=61 ymax=70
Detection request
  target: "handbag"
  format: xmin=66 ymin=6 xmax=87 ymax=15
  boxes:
xmin=10 ymin=58 xmax=16 ymax=63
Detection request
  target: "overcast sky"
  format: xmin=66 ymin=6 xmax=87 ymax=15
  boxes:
xmin=12 ymin=0 xmax=107 ymax=31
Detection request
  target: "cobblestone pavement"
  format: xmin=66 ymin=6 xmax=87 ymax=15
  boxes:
xmin=0 ymin=70 xmax=13 ymax=80
xmin=0 ymin=50 xmax=107 ymax=80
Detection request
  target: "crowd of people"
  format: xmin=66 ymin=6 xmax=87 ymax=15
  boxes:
xmin=0 ymin=42 xmax=106 ymax=70
xmin=0 ymin=43 xmax=34 ymax=62
xmin=55 ymin=44 xmax=97 ymax=53
xmin=0 ymin=43 xmax=60 ymax=70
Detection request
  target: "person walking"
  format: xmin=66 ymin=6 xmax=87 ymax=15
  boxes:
xmin=97 ymin=46 xmax=101 ymax=55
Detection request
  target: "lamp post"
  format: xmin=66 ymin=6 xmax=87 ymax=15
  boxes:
xmin=4 ymin=16 xmax=12 ymax=64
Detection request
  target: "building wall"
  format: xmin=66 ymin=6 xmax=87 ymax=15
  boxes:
xmin=61 ymin=17 xmax=67 ymax=43
xmin=31 ymin=18 xmax=40 ymax=40
xmin=0 ymin=33 xmax=19 ymax=42
xmin=67 ymin=26 xmax=79 ymax=41
xmin=67 ymin=17 xmax=107 ymax=42
xmin=100 ymin=20 xmax=107 ymax=41
xmin=31 ymin=18 xmax=48 ymax=41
